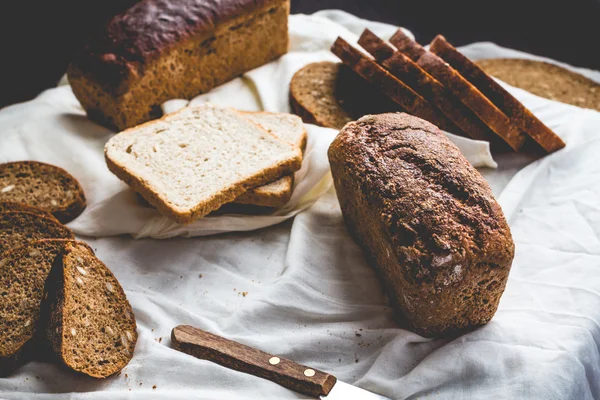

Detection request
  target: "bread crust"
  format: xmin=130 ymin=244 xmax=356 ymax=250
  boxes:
xmin=430 ymin=35 xmax=565 ymax=153
xmin=328 ymin=113 xmax=515 ymax=337
xmin=357 ymin=29 xmax=497 ymax=142
xmin=330 ymin=37 xmax=458 ymax=133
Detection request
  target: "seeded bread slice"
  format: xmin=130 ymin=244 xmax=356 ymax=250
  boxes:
xmin=0 ymin=202 xmax=57 ymax=221
xmin=0 ymin=239 xmax=76 ymax=377
xmin=105 ymin=104 xmax=303 ymax=223
xmin=330 ymin=37 xmax=459 ymax=133
xmin=0 ymin=161 xmax=87 ymax=224
xmin=233 ymin=112 xmax=307 ymax=207
xmin=357 ymin=29 xmax=496 ymax=142
xmin=430 ymin=35 xmax=566 ymax=153
xmin=42 ymin=241 xmax=137 ymax=378
xmin=0 ymin=211 xmax=74 ymax=255
xmin=289 ymin=62 xmax=400 ymax=130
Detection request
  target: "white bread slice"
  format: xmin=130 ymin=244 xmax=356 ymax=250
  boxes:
xmin=234 ymin=112 xmax=307 ymax=207
xmin=105 ymin=104 xmax=302 ymax=223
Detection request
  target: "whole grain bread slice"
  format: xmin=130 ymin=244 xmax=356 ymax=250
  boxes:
xmin=388 ymin=30 xmax=525 ymax=151
xmin=42 ymin=241 xmax=137 ymax=378
xmin=233 ymin=111 xmax=306 ymax=207
xmin=0 ymin=202 xmax=57 ymax=221
xmin=430 ymin=35 xmax=566 ymax=153
xmin=105 ymin=104 xmax=302 ymax=223
xmin=357 ymin=29 xmax=497 ymax=142
xmin=330 ymin=37 xmax=459 ymax=133
xmin=0 ymin=211 xmax=74 ymax=255
xmin=0 ymin=239 xmax=76 ymax=376
xmin=0 ymin=161 xmax=87 ymax=223
xmin=289 ymin=61 xmax=400 ymax=130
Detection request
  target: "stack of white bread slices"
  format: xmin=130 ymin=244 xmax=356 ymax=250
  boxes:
xmin=105 ymin=104 xmax=306 ymax=224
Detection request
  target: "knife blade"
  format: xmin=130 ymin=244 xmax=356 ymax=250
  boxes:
xmin=171 ymin=325 xmax=390 ymax=399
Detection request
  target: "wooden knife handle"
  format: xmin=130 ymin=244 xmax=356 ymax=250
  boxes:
xmin=171 ymin=325 xmax=337 ymax=397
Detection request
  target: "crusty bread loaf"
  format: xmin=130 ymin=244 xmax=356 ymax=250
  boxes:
xmin=105 ymin=104 xmax=302 ymax=223
xmin=289 ymin=62 xmax=399 ymax=130
xmin=430 ymin=35 xmax=565 ymax=153
xmin=234 ymin=111 xmax=306 ymax=207
xmin=330 ymin=37 xmax=459 ymax=133
xmin=0 ymin=239 xmax=76 ymax=377
xmin=0 ymin=211 xmax=74 ymax=255
xmin=42 ymin=241 xmax=137 ymax=378
xmin=0 ymin=161 xmax=86 ymax=223
xmin=68 ymin=0 xmax=290 ymax=131
xmin=328 ymin=113 xmax=515 ymax=337
xmin=357 ymin=29 xmax=497 ymax=142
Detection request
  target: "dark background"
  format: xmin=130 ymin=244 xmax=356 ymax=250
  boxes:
xmin=1 ymin=0 xmax=598 ymax=109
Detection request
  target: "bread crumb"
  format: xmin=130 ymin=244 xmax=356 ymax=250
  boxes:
xmin=159 ymin=337 xmax=163 ymax=343
xmin=199 ymin=274 xmax=203 ymax=278
xmin=355 ymin=332 xmax=361 ymax=337
xmin=153 ymin=385 xmax=157 ymax=390
xmin=242 ymin=292 xmax=248 ymax=297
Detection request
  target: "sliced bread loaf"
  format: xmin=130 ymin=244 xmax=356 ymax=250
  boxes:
xmin=0 ymin=239 xmax=75 ymax=376
xmin=430 ymin=35 xmax=565 ymax=153
xmin=234 ymin=112 xmax=306 ymax=207
xmin=0 ymin=211 xmax=74 ymax=255
xmin=0 ymin=161 xmax=86 ymax=223
xmin=357 ymin=29 xmax=497 ymax=142
xmin=289 ymin=61 xmax=399 ymax=130
xmin=42 ymin=241 xmax=137 ymax=378
xmin=330 ymin=37 xmax=459 ymax=133
xmin=105 ymin=104 xmax=303 ymax=223
xmin=0 ymin=201 xmax=57 ymax=221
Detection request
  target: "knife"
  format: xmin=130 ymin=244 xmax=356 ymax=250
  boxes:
xmin=171 ymin=325 xmax=390 ymax=399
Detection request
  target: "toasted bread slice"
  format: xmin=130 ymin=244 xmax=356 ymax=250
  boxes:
xmin=105 ymin=104 xmax=302 ymax=223
xmin=430 ymin=35 xmax=565 ymax=153
xmin=0 ymin=161 xmax=86 ymax=224
xmin=42 ymin=241 xmax=137 ymax=378
xmin=330 ymin=37 xmax=459 ymax=133
xmin=0 ymin=211 xmax=73 ymax=255
xmin=0 ymin=239 xmax=76 ymax=377
xmin=357 ymin=29 xmax=496 ymax=142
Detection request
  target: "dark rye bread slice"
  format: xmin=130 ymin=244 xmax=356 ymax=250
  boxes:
xmin=388 ymin=30 xmax=525 ymax=152
xmin=358 ymin=29 xmax=496 ymax=142
xmin=430 ymin=35 xmax=566 ymax=153
xmin=0 ymin=239 xmax=76 ymax=377
xmin=0 ymin=161 xmax=87 ymax=223
xmin=42 ymin=241 xmax=137 ymax=378
xmin=0 ymin=211 xmax=74 ymax=255
xmin=0 ymin=201 xmax=57 ymax=221
xmin=289 ymin=62 xmax=399 ymax=130
xmin=328 ymin=113 xmax=515 ymax=337
xmin=330 ymin=37 xmax=460 ymax=133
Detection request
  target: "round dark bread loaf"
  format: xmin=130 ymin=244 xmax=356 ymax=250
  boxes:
xmin=0 ymin=211 xmax=74 ymax=255
xmin=328 ymin=112 xmax=515 ymax=338
xmin=42 ymin=241 xmax=137 ymax=378
xmin=0 ymin=161 xmax=86 ymax=223
xmin=0 ymin=239 xmax=76 ymax=377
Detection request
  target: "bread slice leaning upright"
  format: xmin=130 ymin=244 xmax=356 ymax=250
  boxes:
xmin=105 ymin=104 xmax=303 ymax=223
xmin=42 ymin=241 xmax=137 ymax=378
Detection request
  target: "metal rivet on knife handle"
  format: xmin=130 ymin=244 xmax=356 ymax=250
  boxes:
xmin=269 ymin=357 xmax=280 ymax=365
xmin=304 ymin=369 xmax=315 ymax=377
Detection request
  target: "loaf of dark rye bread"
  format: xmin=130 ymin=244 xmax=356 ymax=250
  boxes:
xmin=0 ymin=240 xmax=76 ymax=376
xmin=0 ymin=161 xmax=86 ymax=224
xmin=42 ymin=241 xmax=137 ymax=378
xmin=0 ymin=211 xmax=74 ymax=255
xmin=328 ymin=113 xmax=515 ymax=337
xmin=430 ymin=35 xmax=565 ymax=153
xmin=330 ymin=37 xmax=460 ymax=133
xmin=357 ymin=29 xmax=497 ymax=143
xmin=68 ymin=0 xmax=290 ymax=130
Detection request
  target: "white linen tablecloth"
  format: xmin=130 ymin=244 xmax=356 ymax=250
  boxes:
xmin=1 ymin=10 xmax=600 ymax=400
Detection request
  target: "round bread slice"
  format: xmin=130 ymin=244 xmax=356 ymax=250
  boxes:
xmin=43 ymin=241 xmax=137 ymax=378
xmin=0 ymin=239 xmax=75 ymax=377
xmin=0 ymin=201 xmax=57 ymax=221
xmin=0 ymin=161 xmax=87 ymax=223
xmin=0 ymin=211 xmax=74 ymax=255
